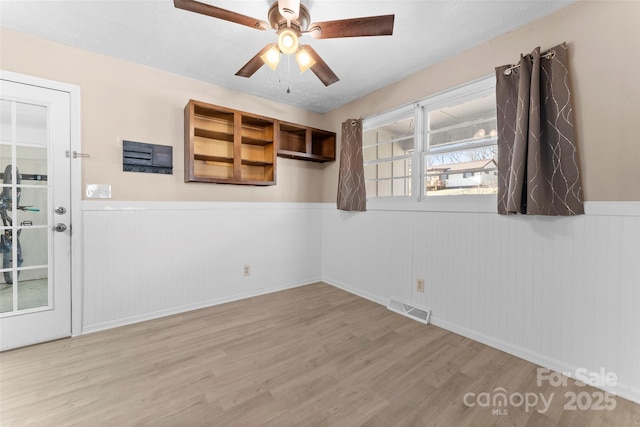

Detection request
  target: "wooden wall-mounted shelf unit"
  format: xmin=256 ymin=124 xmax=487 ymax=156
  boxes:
xmin=184 ymin=99 xmax=336 ymax=185
xmin=184 ymin=100 xmax=276 ymax=185
xmin=277 ymin=122 xmax=336 ymax=163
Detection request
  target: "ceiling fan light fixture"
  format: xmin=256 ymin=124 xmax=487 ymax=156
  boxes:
xmin=175 ymin=0 xmax=394 ymax=86
xmin=278 ymin=0 xmax=300 ymax=23
xmin=296 ymin=48 xmax=316 ymax=73
xmin=260 ymin=45 xmax=281 ymax=70
xmin=277 ymin=28 xmax=299 ymax=55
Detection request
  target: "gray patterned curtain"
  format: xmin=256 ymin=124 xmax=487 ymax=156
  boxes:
xmin=337 ymin=119 xmax=366 ymax=211
xmin=495 ymin=42 xmax=584 ymax=215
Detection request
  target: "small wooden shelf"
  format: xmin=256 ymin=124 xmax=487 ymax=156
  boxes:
xmin=277 ymin=150 xmax=334 ymax=163
xmin=242 ymin=136 xmax=273 ymax=146
xmin=242 ymin=159 xmax=274 ymax=167
xmin=194 ymin=154 xmax=234 ymax=164
xmin=277 ymin=122 xmax=336 ymax=163
xmin=194 ymin=128 xmax=234 ymax=142
xmin=184 ymin=100 xmax=276 ymax=185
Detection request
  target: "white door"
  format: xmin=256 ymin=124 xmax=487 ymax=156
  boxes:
xmin=0 ymin=77 xmax=72 ymax=350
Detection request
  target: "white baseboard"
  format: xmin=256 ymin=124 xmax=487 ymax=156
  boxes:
xmin=429 ymin=316 xmax=640 ymax=405
xmin=81 ymin=279 xmax=319 ymax=335
xmin=322 ymin=280 xmax=640 ymax=405
xmin=322 ymin=278 xmax=388 ymax=307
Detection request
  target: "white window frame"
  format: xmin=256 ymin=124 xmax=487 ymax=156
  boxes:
xmin=363 ymin=75 xmax=497 ymax=213
xmin=362 ymin=103 xmax=417 ymax=201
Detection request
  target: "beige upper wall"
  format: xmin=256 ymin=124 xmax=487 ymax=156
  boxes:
xmin=2 ymin=0 xmax=639 ymax=203
xmin=324 ymin=0 xmax=640 ymax=202
xmin=0 ymin=28 xmax=334 ymax=202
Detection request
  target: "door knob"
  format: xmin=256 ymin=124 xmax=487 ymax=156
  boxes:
xmin=55 ymin=206 xmax=67 ymax=215
xmin=54 ymin=223 xmax=67 ymax=232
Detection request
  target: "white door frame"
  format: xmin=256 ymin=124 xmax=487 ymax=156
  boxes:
xmin=0 ymin=70 xmax=83 ymax=337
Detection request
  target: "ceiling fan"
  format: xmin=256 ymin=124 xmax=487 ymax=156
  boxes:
xmin=174 ymin=0 xmax=395 ymax=87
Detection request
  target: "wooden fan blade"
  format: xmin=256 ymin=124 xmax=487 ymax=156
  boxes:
xmin=307 ymin=14 xmax=394 ymax=39
xmin=174 ymin=0 xmax=270 ymax=30
xmin=235 ymin=45 xmax=274 ymax=78
xmin=301 ymin=45 xmax=339 ymax=87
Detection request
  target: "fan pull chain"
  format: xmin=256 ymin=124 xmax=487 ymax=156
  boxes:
xmin=286 ymin=55 xmax=291 ymax=94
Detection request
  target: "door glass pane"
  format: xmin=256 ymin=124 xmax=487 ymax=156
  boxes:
xmin=0 ymin=100 xmax=11 ymax=142
xmin=17 ymin=146 xmax=48 ymax=186
xmin=0 ymin=144 xmax=10 ymax=172
xmin=17 ymin=187 xmax=47 ymax=226
xmin=0 ymin=100 xmax=49 ymax=314
xmin=16 ymin=102 xmax=47 ymax=146
xmin=17 ymin=267 xmax=48 ymax=310
xmin=16 ymin=228 xmax=48 ymax=268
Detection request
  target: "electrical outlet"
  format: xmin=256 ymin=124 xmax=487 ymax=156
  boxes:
xmin=416 ymin=278 xmax=425 ymax=293
xmin=243 ymin=265 xmax=250 ymax=276
xmin=86 ymin=184 xmax=111 ymax=199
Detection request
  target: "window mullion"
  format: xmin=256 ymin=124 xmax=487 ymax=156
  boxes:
xmin=418 ymin=105 xmax=429 ymax=201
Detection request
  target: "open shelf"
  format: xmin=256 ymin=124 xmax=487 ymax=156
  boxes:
xmin=194 ymin=154 xmax=234 ymax=163
xmin=242 ymin=136 xmax=273 ymax=146
xmin=311 ymin=128 xmax=336 ymax=160
xmin=194 ymin=128 xmax=234 ymax=142
xmin=185 ymin=99 xmax=336 ymax=185
xmin=242 ymin=159 xmax=274 ymax=167
xmin=277 ymin=122 xmax=336 ymax=163
xmin=184 ymin=100 xmax=276 ymax=185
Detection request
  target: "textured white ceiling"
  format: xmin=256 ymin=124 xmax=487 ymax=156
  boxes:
xmin=0 ymin=0 xmax=575 ymax=113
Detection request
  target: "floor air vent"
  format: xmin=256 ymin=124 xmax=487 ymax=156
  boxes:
xmin=387 ymin=299 xmax=431 ymax=324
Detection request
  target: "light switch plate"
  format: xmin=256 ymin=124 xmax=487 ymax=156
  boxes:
xmin=86 ymin=184 xmax=111 ymax=199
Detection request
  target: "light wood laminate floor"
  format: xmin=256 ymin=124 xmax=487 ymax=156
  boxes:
xmin=1 ymin=283 xmax=639 ymax=426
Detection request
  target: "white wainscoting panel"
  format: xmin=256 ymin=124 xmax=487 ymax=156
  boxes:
xmin=81 ymin=202 xmax=322 ymax=333
xmin=321 ymin=202 xmax=640 ymax=403
xmin=80 ymin=200 xmax=639 ymax=402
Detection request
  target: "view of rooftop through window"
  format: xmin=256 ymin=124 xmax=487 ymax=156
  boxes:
xmin=424 ymin=93 xmax=498 ymax=196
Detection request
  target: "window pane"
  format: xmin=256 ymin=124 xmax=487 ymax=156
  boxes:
xmin=429 ymin=94 xmax=495 ymax=132
xmin=365 ymin=117 xmax=414 ymax=147
xmin=363 ymin=128 xmax=379 ymax=147
xmin=365 ymin=180 xmax=377 ymax=197
xmin=425 ymin=89 xmax=497 ymax=197
xmin=363 ymin=146 xmax=377 ymax=162
xmin=363 ymin=116 xmax=414 ymax=198
xmin=377 ymin=180 xmax=392 ymax=197
xmin=428 ymin=94 xmax=497 ymax=150
xmin=377 ymin=141 xmax=394 ymax=159
xmin=364 ymin=163 xmax=377 ymax=180
xmin=393 ymin=178 xmax=410 ymax=196
xmin=392 ymin=158 xmax=411 ymax=178
xmin=378 ymin=162 xmax=392 ymax=180
xmin=425 ymin=147 xmax=497 ymax=196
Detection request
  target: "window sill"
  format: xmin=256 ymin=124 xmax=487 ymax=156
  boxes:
xmin=365 ymin=194 xmax=497 ymax=213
